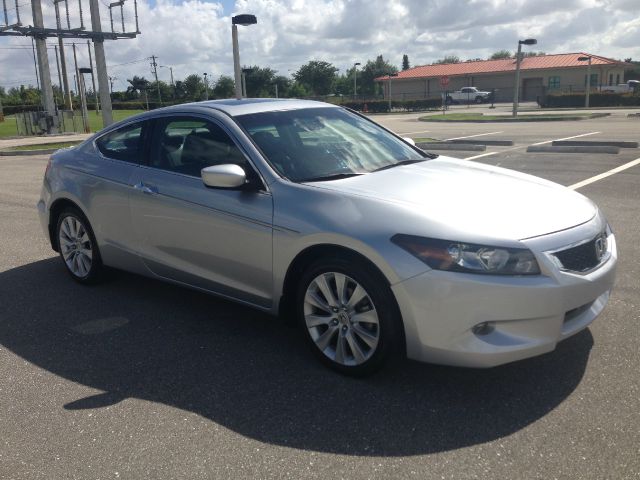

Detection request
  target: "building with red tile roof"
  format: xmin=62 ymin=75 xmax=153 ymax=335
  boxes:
xmin=375 ymin=53 xmax=629 ymax=102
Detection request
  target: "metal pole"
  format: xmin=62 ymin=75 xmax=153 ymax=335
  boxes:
xmin=88 ymin=0 xmax=114 ymax=126
xmin=31 ymin=0 xmax=58 ymax=131
xmin=232 ymin=23 xmax=242 ymax=99
xmin=169 ymin=67 xmax=175 ymax=99
xmin=203 ymin=73 xmax=208 ymax=100
xmin=31 ymin=37 xmax=40 ymax=91
xmin=54 ymin=0 xmax=73 ymax=110
xmin=275 ymin=82 xmax=278 ymax=98
xmin=388 ymin=75 xmax=392 ymax=111
xmin=512 ymin=42 xmax=523 ymax=117
xmin=87 ymin=40 xmax=99 ymax=113
xmin=72 ymin=43 xmax=88 ymax=130
xmin=150 ymin=55 xmax=161 ymax=104
xmin=54 ymin=45 xmax=63 ymax=105
xmin=353 ymin=65 xmax=357 ymax=99
xmin=585 ymin=57 xmax=591 ymax=108
xmin=241 ymin=72 xmax=247 ymax=98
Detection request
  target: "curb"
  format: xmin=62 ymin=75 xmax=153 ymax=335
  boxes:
xmin=526 ymin=145 xmax=620 ymax=154
xmin=552 ymin=140 xmax=638 ymax=148
xmin=419 ymin=113 xmax=611 ymax=123
xmin=0 ymin=148 xmax=58 ymax=156
xmin=448 ymin=139 xmax=514 ymax=146
xmin=417 ymin=142 xmax=486 ymax=151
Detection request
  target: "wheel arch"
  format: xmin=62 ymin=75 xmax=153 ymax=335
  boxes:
xmin=48 ymin=197 xmax=89 ymax=251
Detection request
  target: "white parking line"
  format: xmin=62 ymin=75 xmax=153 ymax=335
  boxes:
xmin=397 ymin=129 xmax=431 ymax=135
xmin=445 ymin=131 xmax=503 ymax=141
xmin=569 ymin=157 xmax=640 ymax=190
xmin=463 ymin=152 xmax=500 ymax=161
xmin=530 ymin=131 xmax=601 ymax=146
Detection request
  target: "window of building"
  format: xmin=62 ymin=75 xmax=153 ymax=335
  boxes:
xmin=584 ymin=74 xmax=598 ymax=86
xmin=609 ymin=74 xmax=613 ymax=86
xmin=548 ymin=76 xmax=560 ymax=89
xmin=616 ymin=74 xmax=620 ymax=85
xmin=96 ymin=121 xmax=146 ymax=163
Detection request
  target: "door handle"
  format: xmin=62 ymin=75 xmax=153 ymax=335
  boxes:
xmin=133 ymin=182 xmax=158 ymax=195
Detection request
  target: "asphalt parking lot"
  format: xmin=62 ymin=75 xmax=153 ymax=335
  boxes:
xmin=1 ymin=110 xmax=639 ymax=479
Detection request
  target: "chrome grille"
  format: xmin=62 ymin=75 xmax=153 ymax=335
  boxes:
xmin=553 ymin=233 xmax=608 ymax=273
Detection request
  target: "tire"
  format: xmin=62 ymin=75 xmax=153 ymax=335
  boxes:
xmin=55 ymin=207 xmax=104 ymax=284
xmin=475 ymin=96 xmax=484 ymax=104
xmin=295 ymin=255 xmax=403 ymax=376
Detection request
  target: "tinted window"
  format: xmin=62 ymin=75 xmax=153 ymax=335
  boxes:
xmin=96 ymin=121 xmax=145 ymax=163
xmin=236 ymin=107 xmax=425 ymax=182
xmin=150 ymin=117 xmax=247 ymax=177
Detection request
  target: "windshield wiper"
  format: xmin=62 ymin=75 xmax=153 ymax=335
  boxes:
xmin=372 ymin=159 xmax=427 ymax=172
xmin=299 ymin=172 xmax=364 ymax=182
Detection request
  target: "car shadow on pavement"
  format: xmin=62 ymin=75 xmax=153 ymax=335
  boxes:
xmin=0 ymin=258 xmax=594 ymax=456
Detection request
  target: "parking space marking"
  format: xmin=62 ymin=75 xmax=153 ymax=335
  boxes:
xmin=569 ymin=157 xmax=640 ymax=190
xmin=530 ymin=131 xmax=601 ymax=146
xmin=463 ymin=152 xmax=500 ymax=160
xmin=445 ymin=131 xmax=503 ymax=140
xmin=397 ymin=129 xmax=431 ymax=135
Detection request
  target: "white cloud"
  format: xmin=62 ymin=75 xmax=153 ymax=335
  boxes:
xmin=1 ymin=0 xmax=638 ymax=92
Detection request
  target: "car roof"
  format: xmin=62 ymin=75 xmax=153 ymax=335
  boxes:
xmin=151 ymin=98 xmax=338 ymax=117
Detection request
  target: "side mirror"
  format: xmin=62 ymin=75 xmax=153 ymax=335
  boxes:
xmin=403 ymin=137 xmax=416 ymax=146
xmin=201 ymin=164 xmax=246 ymax=188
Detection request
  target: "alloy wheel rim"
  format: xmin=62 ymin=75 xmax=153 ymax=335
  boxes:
xmin=58 ymin=215 xmax=93 ymax=278
xmin=304 ymin=272 xmax=379 ymax=366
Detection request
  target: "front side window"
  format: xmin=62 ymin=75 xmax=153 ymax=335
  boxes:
xmin=150 ymin=117 xmax=247 ymax=177
xmin=548 ymin=76 xmax=560 ymax=89
xmin=236 ymin=107 xmax=426 ymax=182
xmin=96 ymin=121 xmax=145 ymax=163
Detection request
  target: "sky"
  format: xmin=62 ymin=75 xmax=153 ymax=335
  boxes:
xmin=1 ymin=0 xmax=639 ymax=92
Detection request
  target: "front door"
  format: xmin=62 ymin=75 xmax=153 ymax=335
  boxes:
xmin=129 ymin=115 xmax=274 ymax=308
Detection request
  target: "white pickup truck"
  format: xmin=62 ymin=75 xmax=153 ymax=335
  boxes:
xmin=598 ymin=80 xmax=639 ymax=93
xmin=444 ymin=87 xmax=492 ymax=104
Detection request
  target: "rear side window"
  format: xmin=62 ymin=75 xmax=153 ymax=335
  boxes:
xmin=96 ymin=121 xmax=145 ymax=163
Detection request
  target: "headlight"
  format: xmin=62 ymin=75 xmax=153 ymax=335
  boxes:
xmin=391 ymin=234 xmax=540 ymax=275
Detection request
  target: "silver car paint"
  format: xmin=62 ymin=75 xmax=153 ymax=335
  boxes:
xmin=39 ymin=99 xmax=617 ymax=366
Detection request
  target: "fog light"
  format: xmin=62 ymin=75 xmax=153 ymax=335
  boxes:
xmin=472 ymin=321 xmax=495 ymax=336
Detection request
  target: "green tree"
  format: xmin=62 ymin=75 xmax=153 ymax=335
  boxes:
xmin=243 ymin=65 xmax=278 ymax=97
xmin=272 ymin=75 xmax=292 ymax=98
xmin=126 ymin=76 xmax=149 ymax=98
xmin=359 ymin=55 xmax=397 ymax=96
xmin=183 ymin=74 xmax=205 ymax=100
xmin=213 ymin=75 xmax=235 ymax=98
xmin=434 ymin=55 xmax=460 ymax=64
xmin=293 ymin=60 xmax=339 ymax=95
xmin=402 ymin=54 xmax=410 ymax=71
xmin=490 ymin=50 xmax=512 ymax=60
xmin=287 ymin=82 xmax=310 ymax=98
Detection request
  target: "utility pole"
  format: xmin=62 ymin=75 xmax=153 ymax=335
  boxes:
xmin=150 ymin=55 xmax=161 ymax=105
xmin=31 ymin=0 xmax=58 ymax=131
xmin=72 ymin=43 xmax=89 ymax=132
xmin=54 ymin=45 xmax=63 ymax=105
xmin=88 ymin=0 xmax=114 ymax=126
xmin=87 ymin=40 xmax=99 ymax=114
xmin=53 ymin=0 xmax=72 ymax=110
xmin=30 ymin=37 xmax=40 ymax=91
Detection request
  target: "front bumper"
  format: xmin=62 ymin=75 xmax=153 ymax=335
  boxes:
xmin=392 ymin=231 xmax=617 ymax=368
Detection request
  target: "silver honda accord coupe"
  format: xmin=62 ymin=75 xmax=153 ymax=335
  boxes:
xmin=38 ymin=99 xmax=617 ymax=375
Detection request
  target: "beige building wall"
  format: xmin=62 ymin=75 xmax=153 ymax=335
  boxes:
xmin=385 ymin=65 xmax=628 ymax=102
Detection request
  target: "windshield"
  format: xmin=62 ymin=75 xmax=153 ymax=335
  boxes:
xmin=236 ymin=107 xmax=428 ymax=182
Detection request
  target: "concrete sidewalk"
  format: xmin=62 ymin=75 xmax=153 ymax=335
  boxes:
xmin=0 ymin=133 xmax=90 ymax=150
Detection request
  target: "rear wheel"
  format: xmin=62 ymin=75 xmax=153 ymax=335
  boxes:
xmin=56 ymin=207 xmax=104 ymax=284
xmin=475 ymin=96 xmax=484 ymax=104
xmin=296 ymin=256 xmax=403 ymax=376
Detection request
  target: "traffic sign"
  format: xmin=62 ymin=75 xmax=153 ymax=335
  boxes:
xmin=439 ymin=76 xmax=450 ymax=87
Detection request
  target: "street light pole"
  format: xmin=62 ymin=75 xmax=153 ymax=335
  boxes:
xmin=578 ymin=55 xmax=592 ymax=108
xmin=203 ymin=72 xmax=209 ymax=100
xmin=353 ymin=62 xmax=360 ymax=100
xmin=512 ymin=38 xmax=537 ymax=117
xmin=231 ymin=14 xmax=257 ymax=100
xmin=387 ymin=72 xmax=398 ymax=112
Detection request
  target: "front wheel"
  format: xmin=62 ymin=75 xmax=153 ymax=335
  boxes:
xmin=475 ymin=96 xmax=484 ymax=104
xmin=296 ymin=256 xmax=403 ymax=376
xmin=56 ymin=207 xmax=104 ymax=284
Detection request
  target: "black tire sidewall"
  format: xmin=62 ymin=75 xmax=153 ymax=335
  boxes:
xmin=56 ymin=207 xmax=103 ymax=284
xmin=295 ymin=255 xmax=403 ymax=376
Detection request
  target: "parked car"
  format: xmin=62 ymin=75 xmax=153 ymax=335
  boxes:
xmin=445 ymin=87 xmax=492 ymax=104
xmin=597 ymin=80 xmax=639 ymax=93
xmin=38 ymin=99 xmax=617 ymax=375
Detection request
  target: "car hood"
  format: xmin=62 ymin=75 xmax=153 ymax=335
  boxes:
xmin=307 ymin=157 xmax=596 ymax=241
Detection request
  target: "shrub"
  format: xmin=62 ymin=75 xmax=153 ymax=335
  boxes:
xmin=540 ymin=93 xmax=640 ymax=108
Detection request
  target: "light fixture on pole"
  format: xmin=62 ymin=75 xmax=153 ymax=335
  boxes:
xmin=387 ymin=72 xmax=398 ymax=112
xmin=231 ymin=14 xmax=257 ymax=100
xmin=512 ymin=38 xmax=537 ymax=117
xmin=578 ymin=55 xmax=592 ymax=108
xmin=353 ymin=62 xmax=361 ymax=99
